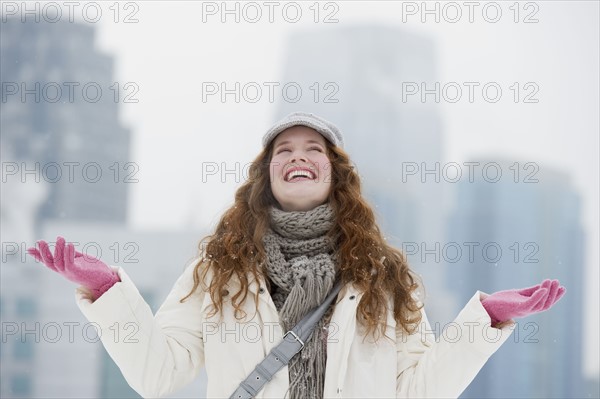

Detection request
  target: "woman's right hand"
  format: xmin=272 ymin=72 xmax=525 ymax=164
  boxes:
xmin=27 ymin=236 xmax=121 ymax=301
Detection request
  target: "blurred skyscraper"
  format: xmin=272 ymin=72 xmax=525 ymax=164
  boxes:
xmin=275 ymin=25 xmax=454 ymax=322
xmin=1 ymin=17 xmax=131 ymax=226
xmin=446 ymin=158 xmax=585 ymax=398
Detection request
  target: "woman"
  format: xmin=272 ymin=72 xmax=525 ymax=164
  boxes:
xmin=28 ymin=111 xmax=565 ymax=399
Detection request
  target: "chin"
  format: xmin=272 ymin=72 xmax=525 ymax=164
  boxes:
xmin=272 ymin=185 xmax=329 ymax=211
xmin=279 ymin=199 xmax=323 ymax=212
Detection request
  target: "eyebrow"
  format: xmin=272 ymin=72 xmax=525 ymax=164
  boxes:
xmin=274 ymin=139 xmax=325 ymax=149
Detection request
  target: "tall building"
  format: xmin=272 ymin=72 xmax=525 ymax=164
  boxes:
xmin=274 ymin=25 xmax=454 ymax=322
xmin=446 ymin=157 xmax=585 ymax=398
xmin=0 ymin=17 xmax=131 ymax=225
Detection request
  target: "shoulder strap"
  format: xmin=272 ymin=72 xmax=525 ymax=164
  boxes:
xmin=229 ymin=277 xmax=344 ymax=399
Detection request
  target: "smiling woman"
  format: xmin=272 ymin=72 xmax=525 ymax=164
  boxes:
xmin=27 ymin=111 xmax=565 ymax=399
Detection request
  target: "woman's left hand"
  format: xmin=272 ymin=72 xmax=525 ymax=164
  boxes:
xmin=481 ymin=279 xmax=566 ymax=327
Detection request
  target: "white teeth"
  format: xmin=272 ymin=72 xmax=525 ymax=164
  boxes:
xmin=286 ymin=169 xmax=315 ymax=181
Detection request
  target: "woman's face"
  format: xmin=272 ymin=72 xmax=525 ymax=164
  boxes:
xmin=269 ymin=126 xmax=332 ymax=212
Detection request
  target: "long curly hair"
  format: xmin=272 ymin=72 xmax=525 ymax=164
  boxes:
xmin=180 ymin=137 xmax=424 ymax=341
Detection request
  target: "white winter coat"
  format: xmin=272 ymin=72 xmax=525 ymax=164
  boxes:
xmin=75 ymin=260 xmax=515 ymax=399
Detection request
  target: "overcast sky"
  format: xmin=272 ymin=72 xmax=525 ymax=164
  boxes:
xmin=93 ymin=1 xmax=599 ymax=377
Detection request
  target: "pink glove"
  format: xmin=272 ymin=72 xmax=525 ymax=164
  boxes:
xmin=27 ymin=236 xmax=121 ymax=301
xmin=481 ymin=279 xmax=566 ymax=327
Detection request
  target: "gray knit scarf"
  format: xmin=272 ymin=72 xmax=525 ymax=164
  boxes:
xmin=262 ymin=202 xmax=338 ymax=399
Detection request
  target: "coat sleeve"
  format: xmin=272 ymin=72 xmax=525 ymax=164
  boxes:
xmin=74 ymin=259 xmax=207 ymax=398
xmin=395 ymin=291 xmax=516 ymax=398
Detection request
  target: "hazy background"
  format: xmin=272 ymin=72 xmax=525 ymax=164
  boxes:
xmin=1 ymin=1 xmax=598 ymax=398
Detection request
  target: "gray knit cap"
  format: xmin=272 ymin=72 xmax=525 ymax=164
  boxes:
xmin=262 ymin=111 xmax=344 ymax=149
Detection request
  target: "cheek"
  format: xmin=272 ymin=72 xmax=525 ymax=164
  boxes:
xmin=316 ymin=157 xmax=332 ymax=182
xmin=269 ymin=160 xmax=282 ymax=180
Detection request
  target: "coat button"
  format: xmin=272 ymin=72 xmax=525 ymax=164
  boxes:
xmin=221 ymin=289 xmax=229 ymax=296
xmin=349 ymin=295 xmax=356 ymax=300
xmin=259 ymin=287 xmax=265 ymax=294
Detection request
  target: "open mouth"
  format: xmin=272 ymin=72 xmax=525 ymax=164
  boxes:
xmin=284 ymin=167 xmax=317 ymax=183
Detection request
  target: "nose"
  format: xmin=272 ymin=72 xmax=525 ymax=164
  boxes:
xmin=289 ymin=150 xmax=308 ymax=163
